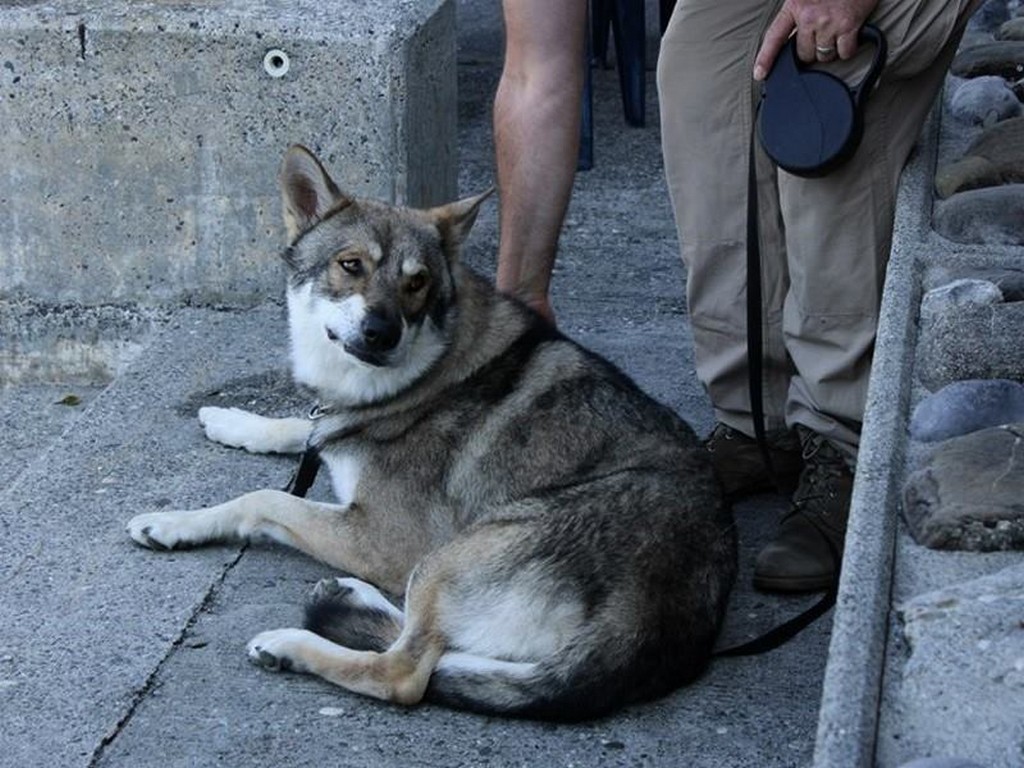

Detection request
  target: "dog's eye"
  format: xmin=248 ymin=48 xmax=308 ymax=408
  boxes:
xmin=338 ymin=258 xmax=363 ymax=276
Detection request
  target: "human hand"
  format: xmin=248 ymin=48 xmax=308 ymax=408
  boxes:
xmin=753 ymin=0 xmax=879 ymax=80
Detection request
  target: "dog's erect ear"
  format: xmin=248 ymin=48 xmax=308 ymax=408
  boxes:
xmin=428 ymin=188 xmax=494 ymax=257
xmin=279 ymin=145 xmax=351 ymax=241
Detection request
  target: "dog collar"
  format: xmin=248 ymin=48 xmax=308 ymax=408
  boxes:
xmin=308 ymin=403 xmax=332 ymax=420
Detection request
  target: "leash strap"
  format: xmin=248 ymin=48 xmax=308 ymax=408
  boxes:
xmin=745 ymin=134 xmax=778 ymax=483
xmin=284 ymin=446 xmax=322 ymax=497
xmin=714 ymin=543 xmax=840 ymax=658
xmin=719 ymin=120 xmax=837 ymax=659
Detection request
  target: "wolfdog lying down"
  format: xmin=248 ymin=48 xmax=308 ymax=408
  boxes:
xmin=128 ymin=146 xmax=737 ymax=721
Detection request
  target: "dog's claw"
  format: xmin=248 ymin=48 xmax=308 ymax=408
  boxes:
xmin=252 ymin=647 xmax=287 ymax=671
xmin=140 ymin=526 xmax=172 ymax=552
xmin=311 ymin=577 xmax=352 ymax=602
xmin=247 ymin=635 xmax=296 ymax=673
xmin=127 ymin=510 xmax=202 ymax=551
xmin=246 ymin=629 xmax=311 ymax=675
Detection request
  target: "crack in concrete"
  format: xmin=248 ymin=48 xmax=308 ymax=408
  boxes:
xmin=86 ymin=544 xmax=249 ymax=767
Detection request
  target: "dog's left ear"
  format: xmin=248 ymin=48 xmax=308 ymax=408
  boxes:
xmin=279 ymin=145 xmax=352 ymax=241
xmin=428 ymin=188 xmax=494 ymax=256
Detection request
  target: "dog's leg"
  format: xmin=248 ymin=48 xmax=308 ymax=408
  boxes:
xmin=198 ymin=406 xmax=311 ymax=454
xmin=246 ymin=626 xmax=443 ymax=705
xmin=248 ymin=575 xmax=445 ymax=705
xmin=127 ymin=490 xmax=337 ymax=552
xmin=127 ymin=490 xmax=422 ymax=593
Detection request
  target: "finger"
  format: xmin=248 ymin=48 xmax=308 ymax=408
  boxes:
xmin=753 ymin=12 xmax=796 ymax=81
xmin=815 ymin=37 xmax=839 ymax=61
xmin=836 ymin=30 xmax=859 ymax=60
xmin=795 ymin=23 xmax=819 ymax=63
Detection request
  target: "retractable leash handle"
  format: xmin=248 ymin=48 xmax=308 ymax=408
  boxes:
xmin=757 ymin=24 xmax=887 ymax=178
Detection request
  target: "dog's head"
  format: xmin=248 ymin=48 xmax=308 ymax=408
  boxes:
xmin=277 ymin=145 xmax=490 ymax=406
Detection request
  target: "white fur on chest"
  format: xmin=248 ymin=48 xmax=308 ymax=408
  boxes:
xmin=323 ymin=451 xmax=363 ymax=507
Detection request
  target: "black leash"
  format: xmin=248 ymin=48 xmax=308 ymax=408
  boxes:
xmin=744 ymin=136 xmax=779 ymax=485
xmin=721 ymin=30 xmax=889 ymax=656
xmin=726 ymin=179 xmax=841 ymax=665
xmin=724 ymin=121 xmax=835 ymax=663
xmin=284 ymin=446 xmax=322 ymax=497
xmin=707 ymin=133 xmax=839 ymax=660
xmin=714 ymin=541 xmax=840 ymax=658
xmin=283 ymin=404 xmax=332 ymax=497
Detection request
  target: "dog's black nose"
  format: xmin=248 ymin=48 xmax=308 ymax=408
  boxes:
xmin=360 ymin=310 xmax=401 ymax=353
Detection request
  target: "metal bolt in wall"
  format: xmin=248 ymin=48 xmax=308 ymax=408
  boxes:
xmin=263 ymin=49 xmax=290 ymax=78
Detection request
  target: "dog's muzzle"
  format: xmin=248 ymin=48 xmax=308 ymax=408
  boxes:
xmin=340 ymin=310 xmax=402 ymax=366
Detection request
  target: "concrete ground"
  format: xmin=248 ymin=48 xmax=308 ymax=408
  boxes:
xmin=0 ymin=3 xmax=834 ymax=766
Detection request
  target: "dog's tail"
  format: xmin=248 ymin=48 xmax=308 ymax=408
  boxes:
xmin=424 ymin=633 xmax=713 ymax=722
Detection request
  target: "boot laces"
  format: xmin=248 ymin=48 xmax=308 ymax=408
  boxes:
xmin=791 ymin=431 xmax=852 ymax=517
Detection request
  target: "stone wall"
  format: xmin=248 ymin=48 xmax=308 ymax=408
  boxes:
xmin=816 ymin=2 xmax=1024 ymax=765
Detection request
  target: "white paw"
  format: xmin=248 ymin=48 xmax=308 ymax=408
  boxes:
xmin=198 ymin=407 xmax=310 ymax=454
xmin=126 ymin=510 xmax=202 ymax=551
xmin=198 ymin=406 xmax=266 ymax=451
xmin=247 ymin=628 xmax=315 ymax=673
xmin=311 ymin=577 xmax=403 ymax=619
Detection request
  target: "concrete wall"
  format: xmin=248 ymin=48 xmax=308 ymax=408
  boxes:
xmin=0 ymin=0 xmax=457 ymax=307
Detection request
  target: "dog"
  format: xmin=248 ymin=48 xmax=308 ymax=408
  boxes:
xmin=127 ymin=145 xmax=737 ymax=721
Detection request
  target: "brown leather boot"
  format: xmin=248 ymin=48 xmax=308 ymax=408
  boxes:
xmin=704 ymin=423 xmax=802 ymax=501
xmin=753 ymin=428 xmax=854 ymax=593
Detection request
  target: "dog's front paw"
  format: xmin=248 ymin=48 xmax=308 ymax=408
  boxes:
xmin=198 ymin=406 xmax=265 ymax=451
xmin=247 ymin=628 xmax=314 ymax=673
xmin=127 ymin=510 xmax=201 ymax=551
xmin=198 ymin=407 xmax=310 ymax=454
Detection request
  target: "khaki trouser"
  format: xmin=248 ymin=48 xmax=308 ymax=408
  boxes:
xmin=657 ymin=0 xmax=978 ymax=457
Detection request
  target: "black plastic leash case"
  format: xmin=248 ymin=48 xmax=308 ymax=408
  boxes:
xmin=756 ymin=25 xmax=887 ymax=178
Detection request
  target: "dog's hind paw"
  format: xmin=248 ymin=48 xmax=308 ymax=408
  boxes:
xmin=311 ymin=576 xmax=354 ymax=603
xmin=249 ymin=645 xmax=294 ymax=672
xmin=247 ymin=628 xmax=317 ymax=673
xmin=311 ymin=577 xmax=402 ymax=617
